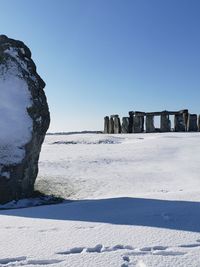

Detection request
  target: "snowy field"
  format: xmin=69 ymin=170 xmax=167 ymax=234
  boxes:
xmin=1 ymin=133 xmax=200 ymax=267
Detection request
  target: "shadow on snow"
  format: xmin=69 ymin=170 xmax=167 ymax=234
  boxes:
xmin=0 ymin=197 xmax=200 ymax=232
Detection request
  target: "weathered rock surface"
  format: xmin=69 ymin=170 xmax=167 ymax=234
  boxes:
xmin=104 ymin=116 xmax=109 ymax=133
xmin=113 ymin=116 xmax=121 ymax=134
xmin=128 ymin=112 xmax=134 ymax=133
xmin=109 ymin=117 xmax=114 ymax=133
xmin=0 ymin=35 xmax=50 ymax=203
xmin=198 ymin=115 xmax=200 ymax=132
xmin=174 ymin=114 xmax=185 ymax=132
xmin=187 ymin=114 xmax=198 ymax=132
xmin=160 ymin=113 xmax=171 ymax=132
xmin=121 ymin=117 xmax=130 ymax=133
xmin=146 ymin=115 xmax=155 ymax=133
xmin=132 ymin=114 xmax=144 ymax=133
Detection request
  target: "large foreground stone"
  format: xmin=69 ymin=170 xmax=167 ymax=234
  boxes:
xmin=0 ymin=35 xmax=50 ymax=203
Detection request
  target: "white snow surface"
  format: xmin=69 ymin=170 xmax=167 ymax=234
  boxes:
xmin=1 ymin=133 xmax=200 ymax=266
xmin=0 ymin=57 xmax=32 ymax=165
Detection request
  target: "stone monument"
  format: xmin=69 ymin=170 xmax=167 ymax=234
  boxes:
xmin=0 ymin=35 xmax=50 ymax=203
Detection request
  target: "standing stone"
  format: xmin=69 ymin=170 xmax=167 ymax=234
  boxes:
xmin=118 ymin=117 xmax=122 ymax=133
xmin=132 ymin=115 xmax=144 ymax=133
xmin=146 ymin=115 xmax=155 ymax=133
xmin=104 ymin=116 xmax=109 ymax=134
xmin=183 ymin=113 xmax=188 ymax=131
xmin=181 ymin=110 xmax=189 ymax=130
xmin=121 ymin=117 xmax=130 ymax=133
xmin=198 ymin=115 xmax=200 ymax=132
xmin=128 ymin=111 xmax=134 ymax=133
xmin=174 ymin=114 xmax=186 ymax=132
xmin=187 ymin=114 xmax=198 ymax=132
xmin=109 ymin=117 xmax=114 ymax=133
xmin=160 ymin=113 xmax=171 ymax=132
xmin=113 ymin=116 xmax=121 ymax=134
xmin=0 ymin=35 xmax=50 ymax=203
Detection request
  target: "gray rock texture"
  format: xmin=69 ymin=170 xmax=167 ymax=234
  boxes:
xmin=160 ymin=113 xmax=171 ymax=132
xmin=128 ymin=112 xmax=134 ymax=133
xmin=104 ymin=116 xmax=109 ymax=133
xmin=174 ymin=114 xmax=185 ymax=132
xmin=114 ymin=116 xmax=121 ymax=134
xmin=187 ymin=114 xmax=198 ymax=132
xmin=109 ymin=117 xmax=114 ymax=133
xmin=0 ymin=35 xmax=50 ymax=203
xmin=198 ymin=115 xmax=200 ymax=132
xmin=121 ymin=117 xmax=130 ymax=133
xmin=110 ymin=114 xmax=119 ymax=118
xmin=146 ymin=115 xmax=155 ymax=133
xmin=132 ymin=115 xmax=144 ymax=133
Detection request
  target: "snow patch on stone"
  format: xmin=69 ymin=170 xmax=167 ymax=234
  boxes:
xmin=0 ymin=59 xmax=33 ymax=165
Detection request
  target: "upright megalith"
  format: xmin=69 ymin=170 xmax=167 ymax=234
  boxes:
xmin=174 ymin=114 xmax=185 ymax=132
xmin=146 ymin=115 xmax=155 ymax=133
xmin=128 ymin=111 xmax=134 ymax=133
xmin=182 ymin=110 xmax=189 ymax=130
xmin=132 ymin=113 xmax=144 ymax=133
xmin=187 ymin=114 xmax=198 ymax=132
xmin=0 ymin=35 xmax=50 ymax=203
xmin=109 ymin=117 xmax=114 ymax=133
xmin=104 ymin=116 xmax=109 ymax=133
xmin=198 ymin=115 xmax=200 ymax=132
xmin=121 ymin=117 xmax=130 ymax=133
xmin=112 ymin=115 xmax=121 ymax=134
xmin=160 ymin=113 xmax=171 ymax=132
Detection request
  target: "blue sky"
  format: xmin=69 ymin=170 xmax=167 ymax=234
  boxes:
xmin=1 ymin=0 xmax=200 ymax=132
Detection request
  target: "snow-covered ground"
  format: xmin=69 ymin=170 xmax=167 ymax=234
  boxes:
xmin=1 ymin=133 xmax=200 ymax=267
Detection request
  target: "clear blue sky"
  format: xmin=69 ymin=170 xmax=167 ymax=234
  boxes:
xmin=1 ymin=0 xmax=200 ymax=132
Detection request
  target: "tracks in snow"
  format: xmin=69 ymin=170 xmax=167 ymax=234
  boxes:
xmin=57 ymin=244 xmax=134 ymax=255
xmin=0 ymin=257 xmax=63 ymax=266
xmin=1 ymin=240 xmax=200 ymax=266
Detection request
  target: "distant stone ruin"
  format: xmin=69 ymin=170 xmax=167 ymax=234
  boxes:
xmin=104 ymin=110 xmax=200 ymax=133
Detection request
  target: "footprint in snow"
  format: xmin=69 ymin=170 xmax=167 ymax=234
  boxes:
xmin=179 ymin=243 xmax=200 ymax=248
xmin=140 ymin=246 xmax=168 ymax=251
xmin=75 ymin=225 xmax=96 ymax=230
xmin=122 ymin=245 xmax=186 ymax=260
xmin=0 ymin=256 xmax=26 ymax=265
xmin=121 ymin=257 xmax=147 ymax=267
xmin=57 ymin=244 xmax=134 ymax=255
xmin=152 ymin=251 xmax=186 ymax=256
xmin=26 ymin=259 xmax=64 ymax=265
xmin=38 ymin=228 xmax=59 ymax=233
xmin=0 ymin=257 xmax=63 ymax=266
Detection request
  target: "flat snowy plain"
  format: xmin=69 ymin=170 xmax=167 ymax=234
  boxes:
xmin=1 ymin=133 xmax=200 ymax=267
